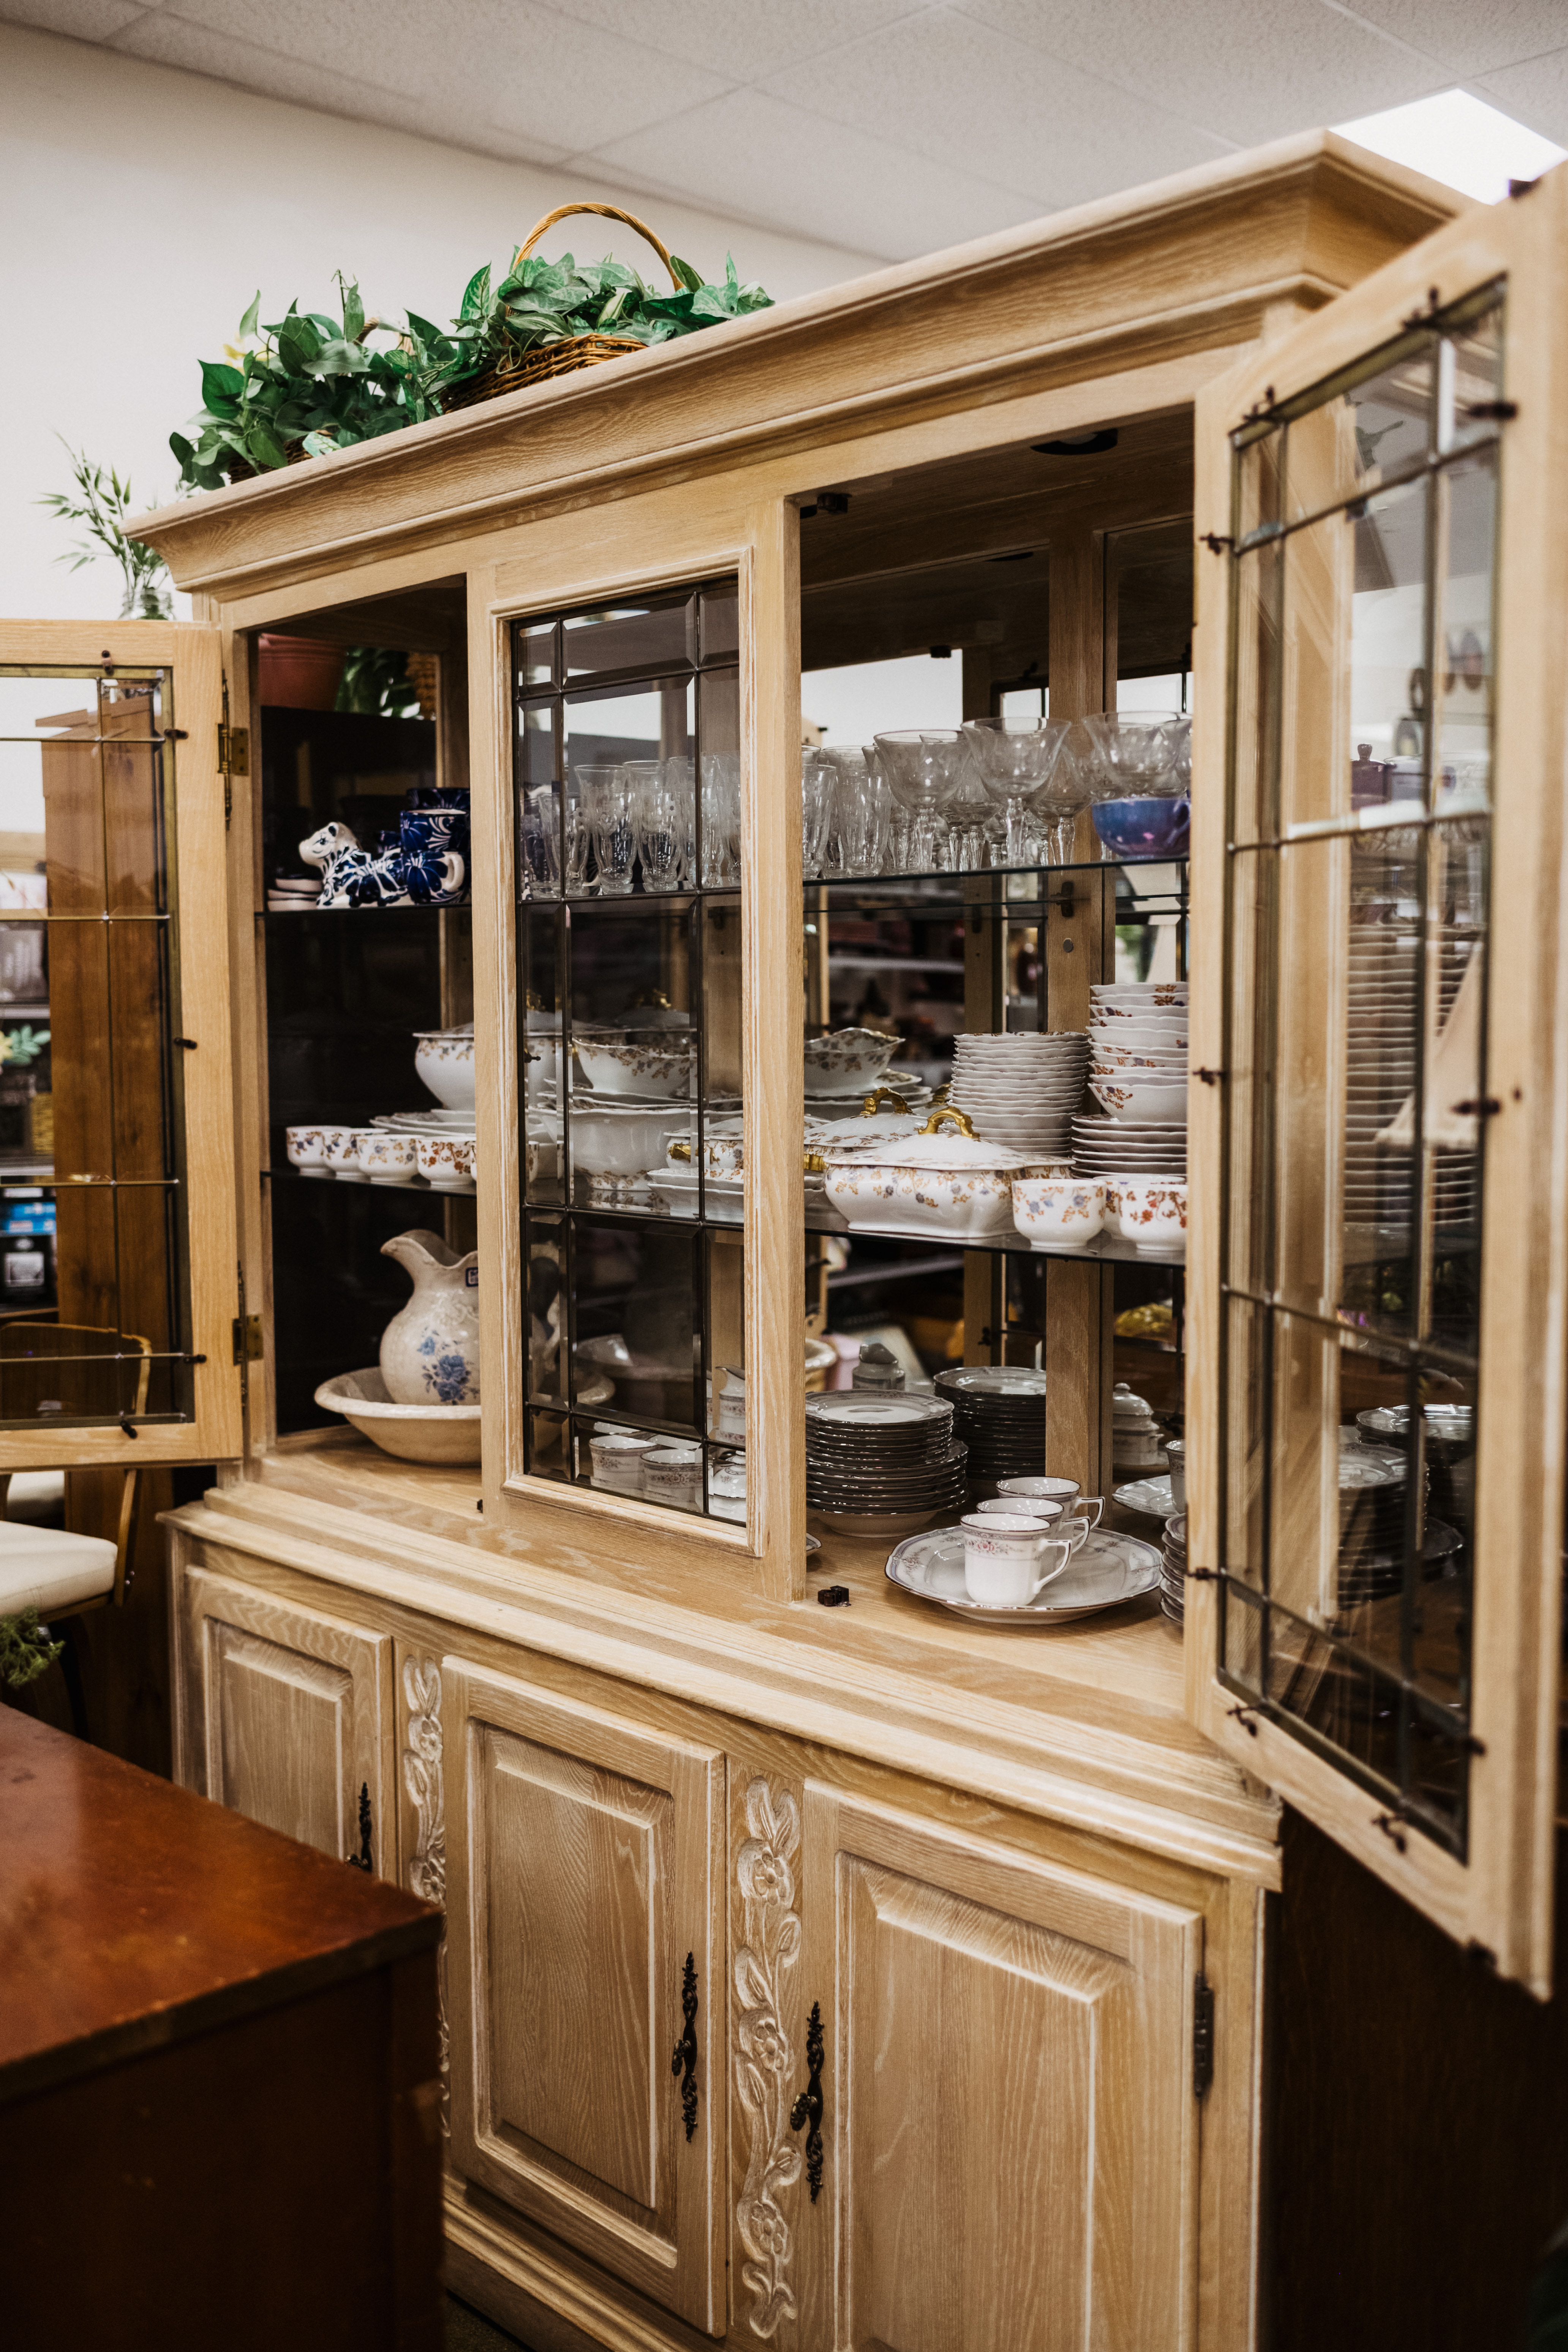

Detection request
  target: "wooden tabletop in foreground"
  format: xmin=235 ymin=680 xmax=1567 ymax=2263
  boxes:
xmin=0 ymin=1708 xmax=439 ymax=2104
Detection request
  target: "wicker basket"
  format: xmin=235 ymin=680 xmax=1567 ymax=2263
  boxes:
xmin=438 ymin=201 xmax=681 ymax=413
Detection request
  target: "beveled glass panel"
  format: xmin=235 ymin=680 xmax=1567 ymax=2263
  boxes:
xmin=516 ymin=620 xmax=557 ymax=690
xmin=571 ymin=1215 xmax=699 ymax=1439
xmin=1439 ymin=299 xmax=1503 ymax=459
xmin=1340 ymin=344 xmax=1432 ymax=493
xmin=1228 ymin=536 xmax=1282 ymax=849
xmin=524 ymin=1213 xmax=567 ymax=1403
xmin=563 ymin=594 xmax=693 ymax=681
xmin=699 ymin=584 xmax=740 ymax=666
xmin=0 ymin=665 xmax=191 ymax=1428
xmin=1432 ymin=447 xmax=1497 ymax=813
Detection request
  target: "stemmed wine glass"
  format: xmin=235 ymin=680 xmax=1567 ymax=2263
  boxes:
xmin=873 ymin=732 xmax=967 ymax=874
xmin=801 ymin=751 xmax=835 ymax=881
xmin=961 ymin=716 xmax=1074 ymax=866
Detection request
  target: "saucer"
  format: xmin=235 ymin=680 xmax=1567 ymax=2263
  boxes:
xmin=885 ymin=1526 xmax=1160 ymax=1625
xmin=1113 ymin=1474 xmax=1181 ymax=1518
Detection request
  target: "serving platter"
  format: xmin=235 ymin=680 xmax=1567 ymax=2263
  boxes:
xmin=885 ymin=1524 xmax=1161 ymax=1625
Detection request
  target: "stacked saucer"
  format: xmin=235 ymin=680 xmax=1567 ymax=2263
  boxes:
xmin=1343 ymin=923 xmax=1479 ymax=1234
xmin=1160 ymin=1512 xmax=1187 ymax=1623
xmin=1336 ymin=1437 xmax=1427 ymax=1606
xmin=946 ymin=1031 xmax=1089 ymax=1161
xmin=933 ymin=1363 xmax=1048 ymax=1489
xmin=267 ymin=874 xmax=324 ymax=912
xmin=1076 ymin=983 xmax=1188 ymax=1177
xmin=805 ymin=1390 xmax=966 ymax=1537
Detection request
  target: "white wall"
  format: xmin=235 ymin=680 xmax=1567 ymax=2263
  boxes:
xmin=0 ymin=25 xmax=879 ymax=621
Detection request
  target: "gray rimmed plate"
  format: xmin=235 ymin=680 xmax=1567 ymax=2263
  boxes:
xmin=885 ymin=1525 xmax=1161 ymax=1625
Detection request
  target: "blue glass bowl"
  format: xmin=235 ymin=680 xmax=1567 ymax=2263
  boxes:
xmin=1091 ymin=794 xmax=1190 ymax=860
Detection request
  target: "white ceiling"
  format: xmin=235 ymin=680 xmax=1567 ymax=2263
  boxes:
xmin=6 ymin=0 xmax=1568 ymax=261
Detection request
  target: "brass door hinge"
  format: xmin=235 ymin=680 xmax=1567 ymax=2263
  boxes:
xmin=218 ymin=723 xmax=250 ymax=775
xmin=231 ymin=1313 xmax=263 ymax=1366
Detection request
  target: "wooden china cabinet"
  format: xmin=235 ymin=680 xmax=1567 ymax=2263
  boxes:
xmin=6 ymin=132 xmax=1565 ymax=2348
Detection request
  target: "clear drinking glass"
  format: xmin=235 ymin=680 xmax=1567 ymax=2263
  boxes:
xmin=860 ymin=744 xmax=900 ymax=873
xmin=636 ymin=762 xmax=686 ymax=893
xmin=801 ymin=752 xmax=835 ymax=880
xmin=577 ymin=764 xmax=636 ymax=896
xmin=1080 ymin=713 xmax=1182 ymax=797
xmin=823 ymin=747 xmax=885 ymax=877
xmin=520 ymin=784 xmax=560 ymax=897
xmin=873 ymin=731 xmax=967 ymax=874
xmin=701 ymin=754 xmax=741 ymax=887
xmin=961 ymin=716 xmax=1074 ymax=866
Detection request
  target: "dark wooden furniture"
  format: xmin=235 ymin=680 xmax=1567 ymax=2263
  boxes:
xmin=0 ymin=1709 xmax=444 ymax=2350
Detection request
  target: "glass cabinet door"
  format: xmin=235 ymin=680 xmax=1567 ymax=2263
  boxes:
xmin=514 ymin=580 xmax=749 ymax=1524
xmin=1188 ymin=170 xmax=1568 ymax=1990
xmin=0 ymin=623 xmax=241 ymax=1468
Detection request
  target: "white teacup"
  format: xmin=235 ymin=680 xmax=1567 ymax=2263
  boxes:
xmin=713 ymin=1366 xmax=746 ymax=1439
xmin=972 ymin=1494 xmax=1064 ymax=1524
xmin=642 ymin=1445 xmax=701 ymax=1508
xmin=1164 ymin=1440 xmax=1187 ymax=1510
xmin=589 ymin=1431 xmax=657 ymax=1494
xmin=998 ymin=1475 xmax=1079 ymax=1508
xmin=961 ymin=1513 xmax=1072 ymax=1609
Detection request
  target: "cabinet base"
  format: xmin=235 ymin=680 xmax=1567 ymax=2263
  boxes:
xmin=445 ymin=2186 xmax=716 ymax=2352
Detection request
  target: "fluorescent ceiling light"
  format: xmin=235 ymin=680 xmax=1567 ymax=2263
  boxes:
xmin=1336 ymin=89 xmax=1565 ymax=206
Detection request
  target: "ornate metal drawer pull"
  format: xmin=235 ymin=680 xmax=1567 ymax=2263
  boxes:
xmin=671 ymin=1952 xmax=699 ymax=2140
xmin=790 ymin=1999 xmax=825 ymax=2202
xmin=348 ymin=1781 xmax=373 ymax=1871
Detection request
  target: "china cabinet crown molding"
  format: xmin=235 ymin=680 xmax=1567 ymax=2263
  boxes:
xmin=128 ymin=133 xmax=1457 ymax=604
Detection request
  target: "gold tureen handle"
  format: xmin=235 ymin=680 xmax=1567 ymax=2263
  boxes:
xmin=918 ymin=1107 xmax=977 ymax=1140
xmin=861 ymin=1086 xmax=911 ymax=1116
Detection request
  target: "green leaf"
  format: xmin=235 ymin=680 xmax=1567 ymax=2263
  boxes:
xmin=669 ymin=253 xmax=706 ymax=294
xmin=247 ymin=424 xmax=289 ymax=469
xmin=237 ymin=288 xmax=261 ymax=341
xmin=458 ymin=263 xmax=492 ymax=321
xmin=169 ymin=431 xmax=194 ymax=465
xmin=199 ymin=359 xmax=245 ymax=407
xmin=336 ymin=273 xmax=365 ymax=342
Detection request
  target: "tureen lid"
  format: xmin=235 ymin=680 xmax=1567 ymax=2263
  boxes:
xmin=821 ymin=1108 xmax=1025 ymax=1172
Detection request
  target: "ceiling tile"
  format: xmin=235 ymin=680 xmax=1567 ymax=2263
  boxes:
xmin=150 ymin=0 xmax=731 ymax=150
xmin=0 ymin=1 xmax=154 ymax=35
xmin=1340 ymin=2 xmax=1568 ymax=81
xmin=537 ymin=0 xmax=927 ymax=81
xmin=109 ymin=9 xmax=575 ymax=161
xmin=582 ymin=86 xmax=1039 ymax=259
xmin=1476 ymin=49 xmax=1568 ymax=147
xmin=953 ymin=0 xmax=1445 ymax=142
xmin=759 ymin=6 xmax=1234 ymax=210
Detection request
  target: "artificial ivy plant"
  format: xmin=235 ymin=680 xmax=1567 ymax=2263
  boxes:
xmin=171 ymin=250 xmax=773 ymax=489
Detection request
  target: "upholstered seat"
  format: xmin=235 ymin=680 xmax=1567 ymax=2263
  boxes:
xmin=0 ymin=1519 xmax=117 ymax=1619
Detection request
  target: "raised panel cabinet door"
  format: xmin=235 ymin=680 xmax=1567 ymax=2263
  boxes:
xmin=798 ymin=1787 xmax=1204 ymax=2352
xmin=177 ymin=1562 xmax=394 ymax=1875
xmin=443 ymin=1662 xmax=726 ymax=2335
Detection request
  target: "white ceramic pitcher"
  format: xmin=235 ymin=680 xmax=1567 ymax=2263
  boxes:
xmin=379 ymin=1230 xmax=480 ymax=1407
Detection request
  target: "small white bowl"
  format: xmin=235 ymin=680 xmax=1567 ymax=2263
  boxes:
xmin=416 ymin=1133 xmax=475 ymax=1192
xmin=1117 ymin=1177 xmax=1188 ymax=1254
xmin=1090 ymin=1080 xmax=1188 ymax=1124
xmin=414 ymin=1027 xmax=476 ymax=1111
xmin=575 ymin=1032 xmax=694 ymax=1101
xmin=324 ymin=1126 xmax=371 ymax=1180
xmin=1012 ymin=1174 xmax=1105 ymax=1249
xmin=357 ymin=1130 xmax=420 ymax=1184
xmin=286 ymin=1124 xmax=332 ymax=1177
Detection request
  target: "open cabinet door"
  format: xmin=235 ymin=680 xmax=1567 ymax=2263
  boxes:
xmin=0 ymin=621 xmax=242 ymax=1469
xmin=1186 ymin=166 xmax=1568 ymax=1991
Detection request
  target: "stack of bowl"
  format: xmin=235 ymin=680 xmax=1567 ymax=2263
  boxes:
xmin=805 ymin=1391 xmax=966 ymax=1538
xmin=1160 ymin=1512 xmax=1187 ymax=1623
xmin=933 ymin=1363 xmax=1048 ymax=1492
xmin=1075 ymin=983 xmax=1189 ymax=1186
xmin=947 ymin=1031 xmax=1090 ymax=1162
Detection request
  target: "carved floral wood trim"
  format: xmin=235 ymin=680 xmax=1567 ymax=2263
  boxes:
xmin=733 ymin=1777 xmax=803 ymax=2339
xmin=403 ymin=1654 xmax=449 ymax=2134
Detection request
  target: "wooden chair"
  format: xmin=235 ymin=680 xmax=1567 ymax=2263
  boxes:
xmin=0 ymin=1321 xmax=152 ymax=1732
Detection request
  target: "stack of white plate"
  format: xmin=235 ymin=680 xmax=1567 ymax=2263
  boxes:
xmin=946 ymin=1031 xmax=1089 ymax=1161
xmin=266 ymin=875 xmax=323 ymax=912
xmin=1344 ymin=924 xmax=1479 ymax=1233
xmin=1078 ymin=982 xmax=1189 ymax=1176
